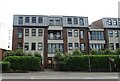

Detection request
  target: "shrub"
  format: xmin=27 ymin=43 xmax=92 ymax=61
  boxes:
xmin=15 ymin=49 xmax=24 ymax=56
xmin=58 ymin=62 xmax=67 ymax=71
xmin=4 ymin=56 xmax=42 ymax=71
xmin=115 ymin=48 xmax=120 ymax=55
xmin=34 ymin=52 xmax=42 ymax=58
xmin=103 ymin=49 xmax=114 ymax=55
xmin=0 ymin=61 xmax=10 ymax=71
xmin=90 ymin=49 xmax=98 ymax=55
xmin=72 ymin=49 xmax=82 ymax=56
xmin=54 ymin=50 xmax=64 ymax=62
xmin=27 ymin=52 xmax=33 ymax=56
xmin=4 ymin=50 xmax=15 ymax=57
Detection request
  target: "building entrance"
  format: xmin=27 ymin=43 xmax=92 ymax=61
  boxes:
xmin=47 ymin=57 xmax=53 ymax=69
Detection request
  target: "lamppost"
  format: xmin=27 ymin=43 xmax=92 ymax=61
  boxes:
xmin=88 ymin=55 xmax=91 ymax=72
xmin=108 ymin=57 xmax=112 ymax=72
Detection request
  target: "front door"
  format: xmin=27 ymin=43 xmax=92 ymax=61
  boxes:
xmin=47 ymin=57 xmax=53 ymax=69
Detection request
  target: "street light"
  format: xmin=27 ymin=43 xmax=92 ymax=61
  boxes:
xmin=88 ymin=55 xmax=91 ymax=72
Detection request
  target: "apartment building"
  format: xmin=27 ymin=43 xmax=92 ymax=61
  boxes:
xmin=13 ymin=14 xmax=120 ymax=68
xmin=13 ymin=15 xmax=89 ymax=68
xmin=91 ymin=18 xmax=120 ymax=50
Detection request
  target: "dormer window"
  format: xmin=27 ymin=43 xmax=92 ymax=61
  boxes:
xmin=107 ymin=19 xmax=112 ymax=25
xmin=38 ymin=17 xmax=43 ymax=23
xmin=67 ymin=18 xmax=72 ymax=24
xmin=18 ymin=17 xmax=23 ymax=24
xmin=79 ymin=18 xmax=84 ymax=26
xmin=25 ymin=17 xmax=29 ymax=23
xmin=49 ymin=19 xmax=54 ymax=25
xmin=113 ymin=19 xmax=117 ymax=25
xmin=32 ymin=17 xmax=36 ymax=23
xmin=74 ymin=18 xmax=78 ymax=24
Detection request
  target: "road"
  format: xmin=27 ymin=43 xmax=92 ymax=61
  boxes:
xmin=2 ymin=70 xmax=119 ymax=79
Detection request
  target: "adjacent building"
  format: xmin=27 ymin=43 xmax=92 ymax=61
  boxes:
xmin=12 ymin=15 xmax=120 ymax=68
xmin=0 ymin=22 xmax=12 ymax=60
xmin=91 ymin=18 xmax=120 ymax=50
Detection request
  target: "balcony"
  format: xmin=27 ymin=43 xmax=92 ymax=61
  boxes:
xmin=48 ymin=31 xmax=63 ymax=40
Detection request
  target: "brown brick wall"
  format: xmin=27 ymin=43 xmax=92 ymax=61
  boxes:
xmin=12 ymin=27 xmax=23 ymax=51
xmin=63 ymin=28 xmax=68 ymax=53
xmin=43 ymin=27 xmax=48 ymax=68
xmin=0 ymin=48 xmax=4 ymax=60
xmin=91 ymin=19 xmax=103 ymax=28
xmin=79 ymin=28 xmax=89 ymax=54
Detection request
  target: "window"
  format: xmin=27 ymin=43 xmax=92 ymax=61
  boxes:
xmin=18 ymin=29 xmax=23 ymax=38
xmin=75 ymin=43 xmax=79 ymax=48
xmin=80 ymin=30 xmax=84 ymax=38
xmin=31 ymin=43 xmax=36 ymax=50
xmin=68 ymin=29 xmax=72 ymax=37
xmin=90 ymin=44 xmax=104 ymax=50
xmin=38 ymin=29 xmax=43 ymax=36
xmin=25 ymin=29 xmax=29 ymax=36
xmin=55 ymin=20 xmax=61 ymax=26
xmin=25 ymin=17 xmax=29 ymax=23
xmin=79 ymin=18 xmax=84 ymax=26
xmin=17 ymin=43 xmax=22 ymax=49
xmin=113 ymin=19 xmax=117 ymax=25
xmin=114 ymin=31 xmax=118 ymax=37
xmin=24 ymin=42 xmax=29 ymax=50
xmin=6 ymin=43 xmax=9 ymax=48
xmin=80 ymin=43 xmax=85 ymax=51
xmin=90 ymin=31 xmax=104 ymax=40
xmin=38 ymin=17 xmax=43 ymax=23
xmin=74 ymin=18 xmax=78 ymax=24
xmin=32 ymin=29 xmax=36 ymax=36
xmin=38 ymin=43 xmax=42 ymax=50
xmin=68 ymin=43 xmax=73 ymax=50
xmin=67 ymin=18 xmax=72 ymax=24
xmin=48 ymin=43 xmax=63 ymax=54
xmin=109 ymin=30 xmax=113 ymax=37
xmin=32 ymin=17 xmax=36 ymax=23
xmin=49 ymin=19 xmax=54 ymax=25
xmin=118 ymin=18 xmax=120 ymax=26
xmin=116 ymin=43 xmax=119 ymax=49
xmin=110 ymin=43 xmax=114 ymax=50
xmin=74 ymin=30 xmax=78 ymax=37
xmin=18 ymin=17 xmax=23 ymax=24
xmin=107 ymin=19 xmax=112 ymax=25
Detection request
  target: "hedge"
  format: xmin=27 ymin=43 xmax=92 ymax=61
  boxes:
xmin=3 ymin=56 xmax=42 ymax=71
xmin=66 ymin=56 xmax=89 ymax=71
xmin=89 ymin=55 xmax=110 ymax=71
xmin=55 ymin=55 xmax=120 ymax=71
xmin=0 ymin=61 xmax=10 ymax=71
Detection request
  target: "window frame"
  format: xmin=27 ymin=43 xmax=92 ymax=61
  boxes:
xmin=25 ymin=17 xmax=30 ymax=23
xmin=25 ymin=29 xmax=29 ymax=36
xmin=67 ymin=18 xmax=72 ymax=24
xmin=32 ymin=17 xmax=36 ymax=23
xmin=31 ymin=29 xmax=36 ymax=36
xmin=38 ymin=17 xmax=43 ymax=23
xmin=31 ymin=43 xmax=36 ymax=50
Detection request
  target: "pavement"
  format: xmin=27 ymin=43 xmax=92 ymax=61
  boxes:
xmin=1 ymin=70 xmax=119 ymax=79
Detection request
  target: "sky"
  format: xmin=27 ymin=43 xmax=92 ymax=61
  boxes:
xmin=0 ymin=0 xmax=119 ymax=27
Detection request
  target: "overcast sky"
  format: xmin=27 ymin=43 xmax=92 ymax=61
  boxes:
xmin=0 ymin=0 xmax=119 ymax=27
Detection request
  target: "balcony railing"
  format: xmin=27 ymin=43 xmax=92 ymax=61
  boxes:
xmin=48 ymin=34 xmax=63 ymax=40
